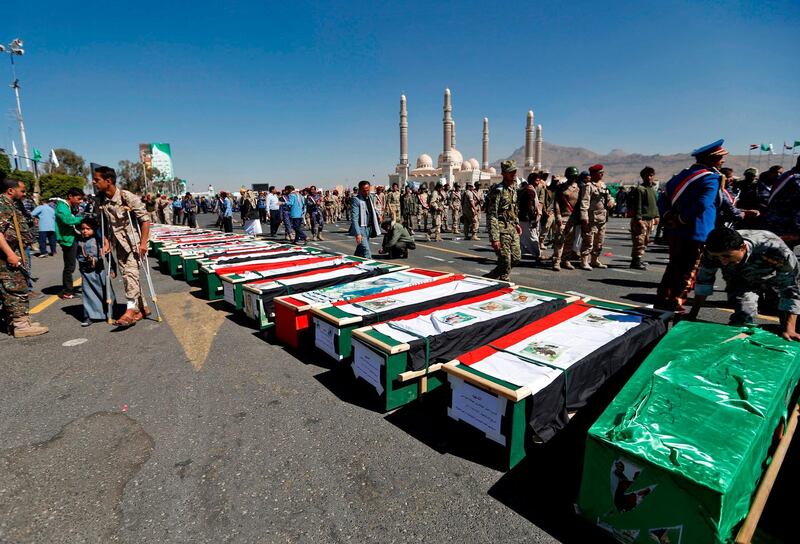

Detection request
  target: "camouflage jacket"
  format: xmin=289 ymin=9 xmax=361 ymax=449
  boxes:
xmin=98 ymin=188 xmax=151 ymax=252
xmin=487 ymin=183 xmax=518 ymax=241
xmin=695 ymin=229 xmax=800 ymax=314
xmin=386 ymin=190 xmax=402 ymax=208
xmin=428 ymin=190 xmax=445 ymax=213
xmin=0 ymin=194 xmax=32 ymax=254
xmin=579 ymin=181 xmax=614 ymax=223
xmin=401 ymin=193 xmax=419 ymax=216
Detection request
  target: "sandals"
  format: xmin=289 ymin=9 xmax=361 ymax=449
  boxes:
xmin=114 ymin=309 xmax=141 ymax=327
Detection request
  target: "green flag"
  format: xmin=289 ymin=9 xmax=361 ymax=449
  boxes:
xmin=794 ymin=140 xmax=800 ymax=148
xmin=760 ymin=143 xmax=770 ymax=151
xmin=32 ymin=147 xmax=42 ymax=161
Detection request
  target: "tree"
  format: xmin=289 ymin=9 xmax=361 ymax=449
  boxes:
xmin=39 ymin=173 xmax=86 ymax=200
xmin=51 ymin=148 xmax=87 ymax=178
xmin=0 ymin=152 xmax=11 ymax=178
xmin=117 ymin=160 xmax=162 ymax=195
xmin=11 ymin=169 xmax=35 ymax=193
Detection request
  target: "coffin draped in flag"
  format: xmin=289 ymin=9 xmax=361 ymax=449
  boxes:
xmin=349 ymin=286 xmax=576 ymax=411
xmin=273 ymin=268 xmax=451 ymax=348
xmin=311 ymin=275 xmax=509 ymax=362
xmin=165 ymin=241 xmax=290 ymax=278
xmin=442 ymin=300 xmax=670 ymax=468
xmin=241 ymin=260 xmax=408 ymax=330
xmin=577 ymin=321 xmax=800 ymax=544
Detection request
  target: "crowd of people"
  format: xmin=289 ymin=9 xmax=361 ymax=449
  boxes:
xmin=1 ymin=138 xmax=798 ymax=340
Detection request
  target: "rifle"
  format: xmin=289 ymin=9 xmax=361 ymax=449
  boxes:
xmin=10 ymin=205 xmax=37 ymax=281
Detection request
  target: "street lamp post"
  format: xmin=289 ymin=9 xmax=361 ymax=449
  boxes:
xmin=1 ymin=38 xmax=39 ymax=198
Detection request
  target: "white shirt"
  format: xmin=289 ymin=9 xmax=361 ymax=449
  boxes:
xmin=267 ymin=194 xmax=280 ymax=211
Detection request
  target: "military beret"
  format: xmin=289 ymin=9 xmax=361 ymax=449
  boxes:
xmin=589 ymin=164 xmax=604 ymax=173
xmin=500 ymin=159 xmax=517 ymax=173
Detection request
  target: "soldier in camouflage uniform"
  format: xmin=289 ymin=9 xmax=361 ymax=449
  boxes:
xmin=0 ymin=176 xmax=48 ymax=337
xmin=484 ymin=160 xmax=521 ymax=281
xmin=386 ymin=182 xmax=402 ymax=222
xmin=93 ymin=166 xmax=152 ymax=328
xmin=578 ymin=163 xmax=615 ymax=270
xmin=690 ymin=227 xmax=800 ymax=341
xmin=400 ymin=186 xmax=418 ymax=235
xmin=428 ymin=182 xmax=445 ymax=242
xmin=441 ymin=183 xmax=451 ymax=232
xmin=449 ymin=183 xmax=463 ymax=235
xmin=417 ymin=186 xmax=431 ymax=241
xmin=550 ymin=167 xmax=582 ymax=270
xmin=323 ymin=190 xmax=336 ymax=223
xmin=462 ymin=182 xmax=482 ymax=240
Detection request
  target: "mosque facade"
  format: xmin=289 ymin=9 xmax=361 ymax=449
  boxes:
xmin=388 ymin=89 xmax=543 ymax=189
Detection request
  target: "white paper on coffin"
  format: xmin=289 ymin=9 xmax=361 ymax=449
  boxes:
xmin=248 ymin=265 xmax=374 ymax=294
xmin=293 ymin=270 xmax=434 ymax=306
xmin=314 ymin=318 xmax=341 ymax=361
xmin=351 ymin=340 xmax=385 ymax=395
xmin=371 ymin=290 xmax=550 ymax=342
xmin=336 ymin=277 xmax=498 ymax=317
xmin=223 ymin=282 xmax=236 ymax=305
xmin=469 ymin=308 xmax=643 ymax=395
xmin=244 ymin=291 xmax=257 ymax=320
xmin=448 ymin=376 xmax=507 ymax=446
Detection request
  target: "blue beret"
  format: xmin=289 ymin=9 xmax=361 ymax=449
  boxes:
xmin=691 ymin=139 xmax=728 ymax=157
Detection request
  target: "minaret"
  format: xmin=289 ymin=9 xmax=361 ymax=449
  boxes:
xmin=442 ymin=88 xmax=453 ymax=183
xmin=451 ymin=118 xmax=457 ymax=149
xmin=524 ymin=110 xmax=535 ymax=170
xmin=534 ymin=124 xmax=543 ymax=171
xmin=482 ymin=117 xmax=489 ymax=171
xmin=397 ymin=94 xmax=409 ymax=183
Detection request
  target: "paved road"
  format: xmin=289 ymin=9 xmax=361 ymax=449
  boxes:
xmin=0 ymin=214 xmax=793 ymax=543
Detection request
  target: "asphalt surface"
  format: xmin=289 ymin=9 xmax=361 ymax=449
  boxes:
xmin=0 ymin=214 xmax=795 ymax=544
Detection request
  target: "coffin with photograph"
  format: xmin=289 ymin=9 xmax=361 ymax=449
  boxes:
xmin=240 ymin=260 xmax=407 ymax=330
xmin=166 ymin=241 xmax=284 ymax=279
xmin=310 ymin=275 xmax=509 ymax=363
xmin=199 ymin=249 xmax=333 ymax=300
xmin=442 ymin=300 xmax=670 ymax=469
xmin=349 ymin=286 xmax=576 ymax=411
xmin=577 ymin=321 xmax=800 ymax=544
xmin=273 ymin=268 xmax=451 ymax=348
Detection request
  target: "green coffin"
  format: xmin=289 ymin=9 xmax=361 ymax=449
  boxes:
xmin=577 ymin=321 xmax=800 ymax=544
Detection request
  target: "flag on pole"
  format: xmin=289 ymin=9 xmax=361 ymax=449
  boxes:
xmin=749 ymin=144 xmax=759 ymax=150
xmin=32 ymin=147 xmax=42 ymax=161
xmin=760 ymin=143 xmax=771 ymax=152
xmin=49 ymin=149 xmax=59 ymax=167
xmin=794 ymin=140 xmax=800 ymax=149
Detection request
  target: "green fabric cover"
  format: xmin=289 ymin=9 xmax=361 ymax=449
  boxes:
xmin=578 ymin=321 xmax=800 ymax=544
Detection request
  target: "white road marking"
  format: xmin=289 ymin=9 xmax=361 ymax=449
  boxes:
xmin=425 ymin=256 xmax=447 ymax=262
xmin=62 ymin=338 xmax=88 ymax=347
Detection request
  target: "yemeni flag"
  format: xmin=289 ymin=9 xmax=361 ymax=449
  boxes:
xmin=749 ymin=144 xmax=759 ymax=150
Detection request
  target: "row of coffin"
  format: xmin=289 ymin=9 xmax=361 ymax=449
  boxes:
xmin=149 ymin=226 xmax=800 ymax=544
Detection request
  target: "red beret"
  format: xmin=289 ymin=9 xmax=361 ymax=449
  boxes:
xmin=589 ymin=164 xmax=604 ymax=173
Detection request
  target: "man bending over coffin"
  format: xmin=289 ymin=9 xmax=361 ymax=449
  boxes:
xmin=688 ymin=227 xmax=800 ymax=341
xmin=379 ymin=220 xmax=416 ymax=259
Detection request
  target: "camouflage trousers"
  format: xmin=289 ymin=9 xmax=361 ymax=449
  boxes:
xmin=417 ymin=210 xmax=430 ymax=233
xmin=488 ymin=230 xmax=521 ymax=281
xmin=451 ymin=208 xmax=462 ymax=233
xmin=116 ymin=246 xmax=143 ymax=302
xmin=402 ymin=214 xmax=417 ymax=233
xmin=580 ymin=221 xmax=607 ymax=258
xmin=0 ymin=260 xmax=29 ymax=321
xmin=324 ymin=206 xmax=336 ymax=222
xmin=463 ymin=214 xmax=480 ymax=238
xmin=550 ymin=216 xmax=577 ymax=262
xmin=388 ymin=205 xmax=401 ymax=222
xmin=630 ymin=218 xmax=656 ymax=259
xmin=431 ymin=211 xmax=443 ymax=235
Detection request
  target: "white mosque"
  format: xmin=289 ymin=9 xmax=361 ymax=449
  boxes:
xmin=388 ymin=88 xmax=543 ymax=189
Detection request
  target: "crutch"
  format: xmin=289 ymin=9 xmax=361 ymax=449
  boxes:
xmin=124 ymin=207 xmax=163 ymax=322
xmin=98 ymin=209 xmax=114 ymax=324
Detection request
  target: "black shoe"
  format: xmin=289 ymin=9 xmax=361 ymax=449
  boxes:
xmin=81 ymin=319 xmax=91 ymax=327
xmin=630 ymin=260 xmax=647 ymax=270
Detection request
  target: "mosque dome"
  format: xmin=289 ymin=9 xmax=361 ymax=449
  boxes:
xmin=438 ymin=148 xmax=464 ymax=169
xmin=488 ymin=167 xmax=497 ymax=175
xmin=461 ymin=160 xmax=473 ymax=170
xmin=416 ymin=154 xmax=433 ymax=169
xmin=469 ymin=158 xmax=480 ymax=170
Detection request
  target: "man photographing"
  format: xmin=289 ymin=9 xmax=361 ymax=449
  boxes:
xmin=689 ymin=227 xmax=800 ymax=342
xmin=92 ymin=166 xmax=152 ymax=327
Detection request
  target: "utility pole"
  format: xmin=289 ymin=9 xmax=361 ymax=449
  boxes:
xmin=1 ymin=39 xmax=39 ymax=198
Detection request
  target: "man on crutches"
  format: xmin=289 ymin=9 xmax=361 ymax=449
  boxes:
xmin=92 ymin=166 xmax=153 ymax=327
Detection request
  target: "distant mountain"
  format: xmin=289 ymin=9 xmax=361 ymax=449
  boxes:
xmin=496 ymin=142 xmax=791 ymax=183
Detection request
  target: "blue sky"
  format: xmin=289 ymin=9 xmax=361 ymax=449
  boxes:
xmin=4 ymin=0 xmax=798 ymax=190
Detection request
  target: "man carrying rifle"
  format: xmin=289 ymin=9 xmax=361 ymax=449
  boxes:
xmin=92 ymin=166 xmax=152 ymax=327
xmin=0 ymin=174 xmax=48 ymax=337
